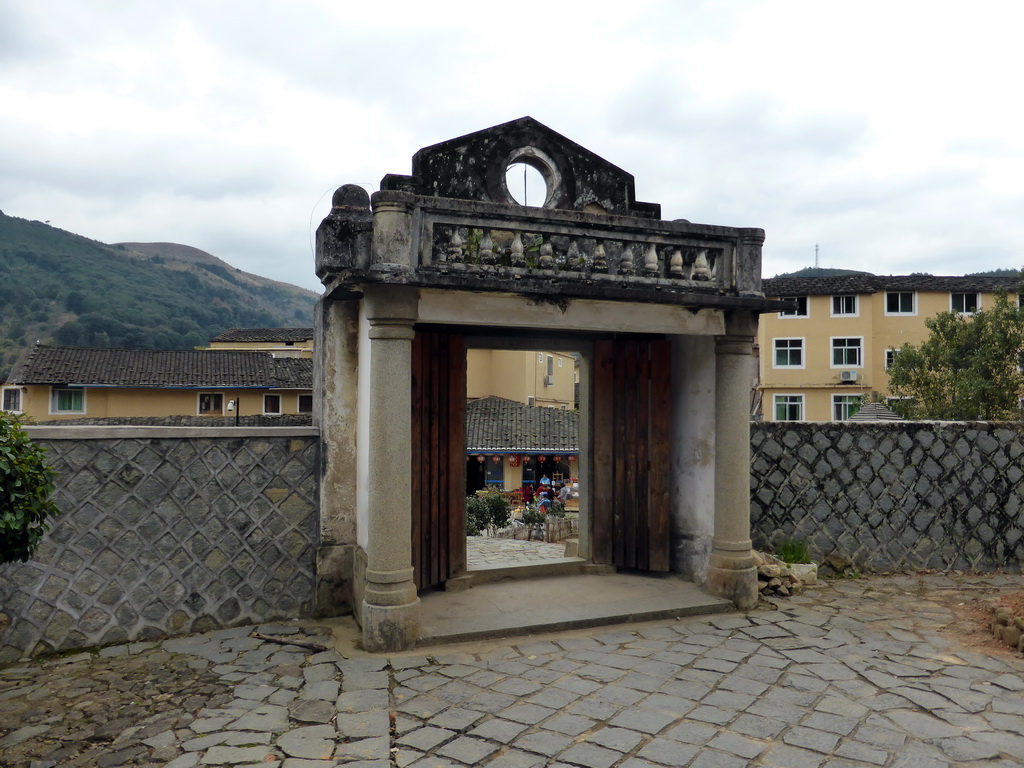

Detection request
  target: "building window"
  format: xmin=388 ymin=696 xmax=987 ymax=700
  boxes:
xmin=2 ymin=388 xmax=23 ymax=413
xmin=51 ymin=387 xmax=85 ymax=414
xmin=831 ymin=295 xmax=857 ymax=316
xmin=779 ymin=296 xmax=809 ymax=317
xmin=885 ymin=349 xmax=899 ymax=370
xmin=885 ymin=291 xmax=915 ymax=315
xmin=774 ymin=394 xmax=804 ymax=421
xmin=951 ymin=292 xmax=979 ymax=314
xmin=773 ymin=338 xmax=804 ymax=368
xmin=198 ymin=393 xmax=224 ymax=415
xmin=527 ymin=395 xmax=536 ymax=406
xmin=832 ymin=337 xmax=863 ymax=367
xmin=833 ymin=394 xmax=863 ymax=421
xmin=298 ymin=394 xmax=313 ymax=413
xmin=264 ymin=394 xmax=281 ymax=414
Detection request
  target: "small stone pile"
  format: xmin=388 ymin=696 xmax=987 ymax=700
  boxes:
xmin=752 ymin=551 xmax=810 ymax=598
xmin=991 ymin=606 xmax=1024 ymax=653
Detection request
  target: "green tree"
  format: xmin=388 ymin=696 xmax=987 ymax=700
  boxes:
xmin=0 ymin=413 xmax=61 ymax=563
xmin=887 ymin=293 xmax=1024 ymax=420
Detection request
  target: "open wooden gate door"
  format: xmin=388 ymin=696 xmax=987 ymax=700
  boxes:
xmin=411 ymin=330 xmax=467 ymax=590
xmin=592 ymin=338 xmax=671 ymax=571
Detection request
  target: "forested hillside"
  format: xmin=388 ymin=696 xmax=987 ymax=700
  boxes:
xmin=0 ymin=211 xmax=318 ymax=380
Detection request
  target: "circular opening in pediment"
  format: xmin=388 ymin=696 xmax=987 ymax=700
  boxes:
xmin=505 ymin=162 xmax=548 ymax=207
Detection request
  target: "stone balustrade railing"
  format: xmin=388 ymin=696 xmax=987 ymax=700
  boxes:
xmin=319 ymin=189 xmax=766 ymax=306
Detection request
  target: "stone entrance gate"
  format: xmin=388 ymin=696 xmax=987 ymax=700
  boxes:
xmin=313 ymin=117 xmax=775 ymax=651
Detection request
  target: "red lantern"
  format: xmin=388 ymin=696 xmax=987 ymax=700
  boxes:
xmin=492 ymin=455 xmax=501 ymax=464
xmin=476 ymin=455 xmax=484 ymax=463
xmin=554 ymin=455 xmax=563 ymax=462
xmin=538 ymin=455 xmax=546 ymax=463
xmin=569 ymin=455 xmax=577 ymax=463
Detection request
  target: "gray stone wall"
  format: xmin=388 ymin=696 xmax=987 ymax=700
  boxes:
xmin=751 ymin=421 xmax=1024 ymax=572
xmin=0 ymin=427 xmax=319 ymax=661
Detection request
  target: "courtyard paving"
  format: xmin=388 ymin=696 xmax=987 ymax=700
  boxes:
xmin=2 ymin=573 xmax=1024 ymax=767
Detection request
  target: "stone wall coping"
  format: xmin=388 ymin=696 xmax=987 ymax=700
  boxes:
xmin=24 ymin=425 xmax=320 ymax=440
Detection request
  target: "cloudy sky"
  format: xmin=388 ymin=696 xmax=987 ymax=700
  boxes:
xmin=3 ymin=1 xmax=1023 ymax=293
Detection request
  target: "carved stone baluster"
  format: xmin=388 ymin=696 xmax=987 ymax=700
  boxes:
xmin=566 ymin=239 xmax=583 ymax=272
xmin=511 ymin=231 xmax=526 ymax=267
xmin=643 ymin=242 xmax=659 ymax=275
xmin=448 ymin=228 xmax=465 ymax=271
xmin=693 ymin=249 xmax=712 ymax=281
xmin=669 ymin=248 xmax=684 ymax=278
xmin=480 ymin=229 xmax=495 ymax=265
xmin=619 ymin=242 xmax=635 ymax=275
xmin=539 ymin=238 xmax=555 ymax=269
xmin=593 ymin=240 xmax=607 ymax=273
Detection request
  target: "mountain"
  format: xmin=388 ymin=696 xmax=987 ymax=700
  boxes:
xmin=0 ymin=211 xmax=318 ymax=380
xmin=772 ymin=267 xmax=874 ymax=278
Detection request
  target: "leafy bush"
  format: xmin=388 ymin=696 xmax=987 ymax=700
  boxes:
xmin=520 ymin=508 xmax=546 ymax=526
xmin=548 ymin=501 xmax=566 ymax=518
xmin=0 ymin=413 xmax=60 ymax=563
xmin=465 ymin=489 xmax=512 ymax=535
xmin=775 ymin=536 xmax=812 ymax=564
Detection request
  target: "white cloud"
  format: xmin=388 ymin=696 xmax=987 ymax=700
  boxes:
xmin=1 ymin=0 xmax=1023 ymax=291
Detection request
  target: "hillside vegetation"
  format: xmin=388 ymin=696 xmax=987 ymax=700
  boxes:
xmin=0 ymin=211 xmax=318 ymax=380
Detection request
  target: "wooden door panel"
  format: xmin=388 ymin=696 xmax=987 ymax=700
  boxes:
xmin=411 ymin=331 xmax=466 ymax=589
xmin=592 ymin=338 xmax=671 ymax=572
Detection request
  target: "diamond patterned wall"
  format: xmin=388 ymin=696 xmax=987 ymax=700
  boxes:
xmin=0 ymin=431 xmax=318 ymax=661
xmin=751 ymin=422 xmax=1024 ymax=572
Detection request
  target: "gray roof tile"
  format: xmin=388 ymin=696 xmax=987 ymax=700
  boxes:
xmin=465 ymin=396 xmax=578 ymax=452
xmin=7 ymin=345 xmax=312 ymax=389
xmin=211 ymin=328 xmax=314 ymax=342
xmin=763 ymin=274 xmax=1021 ymax=297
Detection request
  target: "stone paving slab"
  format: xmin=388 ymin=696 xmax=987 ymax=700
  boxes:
xmin=3 ymin=574 xmax=1024 ymax=767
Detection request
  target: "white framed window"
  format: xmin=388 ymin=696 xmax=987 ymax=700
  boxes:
xmin=198 ymin=392 xmax=224 ymax=415
xmin=885 ymin=349 xmax=899 ymax=370
xmin=773 ymin=338 xmax=805 ymax=369
xmin=773 ymin=394 xmax=804 ymax=421
xmin=951 ymin=291 xmax=979 ymax=314
xmin=831 ymin=337 xmax=863 ymax=367
xmin=527 ymin=395 xmax=536 ymax=406
xmin=831 ymin=295 xmax=857 ymax=317
xmin=885 ymin=291 xmax=916 ymax=316
xmin=2 ymin=387 xmax=23 ymax=413
xmin=557 ymin=357 xmax=563 ymax=367
xmin=50 ymin=386 xmax=85 ymax=414
xmin=779 ymin=296 xmax=809 ymax=318
xmin=832 ymin=394 xmax=863 ymax=421
xmin=297 ymin=394 xmax=313 ymax=413
xmin=263 ymin=394 xmax=281 ymax=415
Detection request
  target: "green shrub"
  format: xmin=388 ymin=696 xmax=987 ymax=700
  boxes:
xmin=520 ymin=508 xmax=546 ymax=526
xmin=465 ymin=489 xmax=512 ymax=535
xmin=775 ymin=536 xmax=812 ymax=564
xmin=548 ymin=501 xmax=566 ymax=518
xmin=0 ymin=413 xmax=61 ymax=563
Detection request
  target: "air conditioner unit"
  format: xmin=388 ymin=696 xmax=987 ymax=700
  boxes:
xmin=840 ymin=370 xmax=859 ymax=383
xmin=544 ymin=374 xmax=554 ymax=386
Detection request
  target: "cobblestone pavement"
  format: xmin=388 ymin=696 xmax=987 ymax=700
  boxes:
xmin=466 ymin=538 xmax=568 ymax=569
xmin=2 ymin=574 xmax=1024 ymax=767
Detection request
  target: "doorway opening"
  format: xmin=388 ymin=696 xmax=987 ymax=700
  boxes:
xmin=464 ymin=343 xmax=586 ymax=573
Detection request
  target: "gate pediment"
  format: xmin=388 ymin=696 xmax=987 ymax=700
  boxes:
xmin=316 ymin=119 xmax=773 ymax=312
xmin=381 ymin=116 xmax=660 ymax=218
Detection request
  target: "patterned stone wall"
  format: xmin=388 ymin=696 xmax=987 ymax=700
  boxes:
xmin=751 ymin=421 xmax=1024 ymax=572
xmin=0 ymin=427 xmax=319 ymax=661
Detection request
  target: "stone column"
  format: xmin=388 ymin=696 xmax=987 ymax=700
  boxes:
xmin=361 ymin=285 xmax=420 ymax=652
xmin=708 ymin=312 xmax=758 ymax=609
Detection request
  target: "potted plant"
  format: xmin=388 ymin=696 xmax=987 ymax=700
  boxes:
xmin=774 ymin=536 xmax=817 ymax=585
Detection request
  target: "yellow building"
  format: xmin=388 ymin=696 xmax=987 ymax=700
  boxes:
xmin=2 ymin=345 xmax=312 ymax=421
xmin=759 ymin=274 xmax=1020 ymax=421
xmin=207 ymin=328 xmax=314 ymax=358
xmin=466 ymin=349 xmax=577 ymax=409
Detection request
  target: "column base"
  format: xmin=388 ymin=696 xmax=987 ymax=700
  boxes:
xmin=361 ymin=597 xmax=421 ymax=653
xmin=707 ymin=550 xmax=758 ymax=610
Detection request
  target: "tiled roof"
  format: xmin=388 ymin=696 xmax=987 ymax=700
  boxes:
xmin=763 ymin=274 xmax=1021 ymax=297
xmin=848 ymin=403 xmax=904 ymax=421
xmin=211 ymin=328 xmax=314 ymax=342
xmin=7 ymin=346 xmax=312 ymax=389
xmin=465 ymin=396 xmax=578 ymax=452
